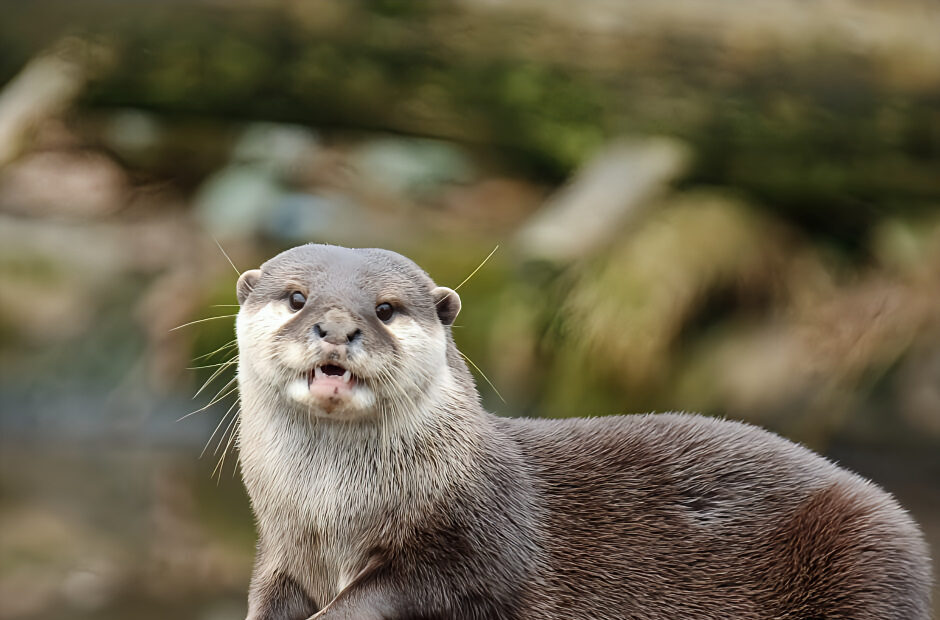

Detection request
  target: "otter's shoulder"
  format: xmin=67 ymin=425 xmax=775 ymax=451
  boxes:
xmin=495 ymin=412 xmax=817 ymax=465
xmin=494 ymin=412 xmax=867 ymax=503
xmin=494 ymin=413 xmax=924 ymax=530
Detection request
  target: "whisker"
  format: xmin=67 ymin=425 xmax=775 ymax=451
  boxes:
xmin=377 ymin=361 xmax=423 ymax=438
xmin=177 ymin=381 xmax=237 ymax=422
xmin=187 ymin=359 xmax=238 ymax=370
xmin=170 ymin=314 xmax=238 ymax=332
xmin=231 ymin=417 xmax=243 ymax=479
xmin=208 ymin=375 xmax=238 ymax=404
xmin=453 ymin=244 xmax=499 ymax=292
xmin=215 ymin=415 xmax=241 ymax=481
xmin=193 ymin=356 xmax=238 ymax=399
xmin=213 ymin=234 xmax=241 ymax=276
xmin=201 ymin=396 xmax=239 ymax=458
xmin=213 ymin=403 xmax=240 ymax=456
xmin=459 ymin=350 xmax=507 ymax=404
xmin=192 ymin=340 xmax=237 ymax=362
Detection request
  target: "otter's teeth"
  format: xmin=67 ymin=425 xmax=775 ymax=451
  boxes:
xmin=314 ymin=366 xmax=326 ymax=380
xmin=342 ymin=369 xmax=352 ymax=383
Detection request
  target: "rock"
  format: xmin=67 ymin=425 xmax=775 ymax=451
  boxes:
xmin=0 ymin=40 xmax=97 ymax=168
xmin=101 ymin=109 xmax=163 ymax=162
xmin=231 ymin=122 xmax=320 ymax=174
xmin=263 ymin=190 xmax=381 ymax=246
xmin=440 ymin=177 xmax=547 ymax=231
xmin=0 ymin=149 xmax=129 ymax=217
xmin=193 ymin=165 xmax=281 ymax=239
xmin=351 ymin=137 xmax=476 ymax=199
xmin=516 ymin=137 xmax=690 ymax=264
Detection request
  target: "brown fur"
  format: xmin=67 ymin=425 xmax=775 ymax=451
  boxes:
xmin=236 ymin=244 xmax=932 ymax=620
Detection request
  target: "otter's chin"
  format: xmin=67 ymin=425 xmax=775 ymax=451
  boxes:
xmin=285 ymin=376 xmax=376 ymax=421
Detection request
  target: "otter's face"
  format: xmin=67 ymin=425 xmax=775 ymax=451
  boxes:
xmin=235 ymin=245 xmax=460 ymax=422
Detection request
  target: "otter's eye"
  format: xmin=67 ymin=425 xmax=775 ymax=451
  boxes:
xmin=288 ymin=291 xmax=306 ymax=312
xmin=375 ymin=302 xmax=395 ymax=322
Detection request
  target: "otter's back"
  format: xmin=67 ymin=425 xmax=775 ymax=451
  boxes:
xmin=498 ymin=413 xmax=932 ymax=620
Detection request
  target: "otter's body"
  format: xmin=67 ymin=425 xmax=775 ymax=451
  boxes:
xmin=235 ymin=244 xmax=931 ymax=620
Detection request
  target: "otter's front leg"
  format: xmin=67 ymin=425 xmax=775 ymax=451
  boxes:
xmin=305 ymin=559 xmax=410 ymax=620
xmin=246 ymin=550 xmax=318 ymax=620
xmin=306 ymin=583 xmax=402 ymax=620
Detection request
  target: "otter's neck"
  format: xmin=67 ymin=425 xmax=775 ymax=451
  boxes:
xmin=237 ymin=356 xmax=488 ymax=521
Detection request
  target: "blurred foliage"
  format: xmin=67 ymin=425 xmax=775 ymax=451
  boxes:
xmin=2 ymin=0 xmax=939 ymax=221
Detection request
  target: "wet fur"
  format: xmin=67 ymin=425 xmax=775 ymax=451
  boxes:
xmin=236 ymin=244 xmax=932 ymax=620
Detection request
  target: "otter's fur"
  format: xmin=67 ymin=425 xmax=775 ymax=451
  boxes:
xmin=235 ymin=244 xmax=931 ymax=620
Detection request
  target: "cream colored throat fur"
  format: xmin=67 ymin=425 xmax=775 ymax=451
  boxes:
xmin=237 ymin=303 xmax=478 ymax=606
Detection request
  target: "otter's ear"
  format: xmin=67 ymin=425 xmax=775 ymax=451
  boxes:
xmin=431 ymin=287 xmax=461 ymax=326
xmin=236 ymin=269 xmax=261 ymax=305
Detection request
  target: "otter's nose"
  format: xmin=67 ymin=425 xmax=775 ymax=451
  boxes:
xmin=313 ymin=321 xmax=362 ymax=345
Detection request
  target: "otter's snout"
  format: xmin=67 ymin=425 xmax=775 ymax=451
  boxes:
xmin=313 ymin=320 xmax=361 ymax=345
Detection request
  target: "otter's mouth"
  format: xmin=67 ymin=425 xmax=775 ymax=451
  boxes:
xmin=306 ymin=362 xmax=360 ymax=401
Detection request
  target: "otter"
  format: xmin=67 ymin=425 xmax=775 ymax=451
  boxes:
xmin=234 ymin=243 xmax=931 ymax=620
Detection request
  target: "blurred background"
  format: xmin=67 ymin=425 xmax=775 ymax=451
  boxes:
xmin=1 ymin=1 xmax=938 ymax=618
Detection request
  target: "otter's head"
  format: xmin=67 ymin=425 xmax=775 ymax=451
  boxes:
xmin=235 ymin=244 xmax=461 ymax=422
